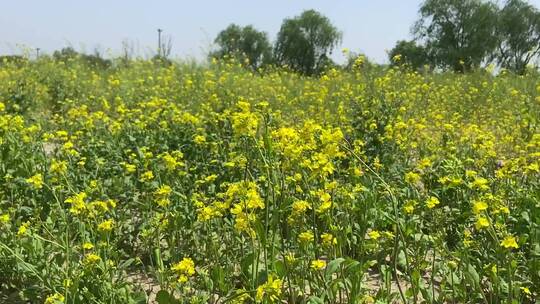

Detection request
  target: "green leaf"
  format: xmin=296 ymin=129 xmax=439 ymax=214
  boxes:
xmin=397 ymin=250 xmax=407 ymax=269
xmin=521 ymin=211 xmax=530 ymax=223
xmin=418 ymin=279 xmax=433 ymax=303
xmin=307 ymin=296 xmax=325 ymax=304
xmin=211 ymin=265 xmax=226 ymax=292
xmin=240 ymin=252 xmax=254 ymax=277
xmin=465 ymin=263 xmax=480 ymax=290
xmin=342 ymin=258 xmax=362 ymax=278
xmin=155 ymin=290 xmax=171 ymax=304
xmin=119 ymin=258 xmax=135 ymax=269
xmin=273 ymin=260 xmax=287 ymax=277
xmin=325 ymin=257 xmax=345 ymax=279
xmin=131 ymin=291 xmax=147 ymax=304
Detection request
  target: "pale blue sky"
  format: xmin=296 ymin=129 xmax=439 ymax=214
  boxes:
xmin=2 ymin=1 xmax=539 ymax=63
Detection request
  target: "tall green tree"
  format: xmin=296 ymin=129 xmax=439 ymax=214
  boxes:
xmin=274 ymin=10 xmax=342 ymax=75
xmin=414 ymin=0 xmax=499 ymax=72
xmin=211 ymin=24 xmax=272 ymax=70
xmin=388 ymin=40 xmax=429 ymax=71
xmin=495 ymin=0 xmax=540 ymax=74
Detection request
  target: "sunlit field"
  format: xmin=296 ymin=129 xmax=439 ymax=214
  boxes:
xmin=0 ymin=57 xmax=539 ymax=303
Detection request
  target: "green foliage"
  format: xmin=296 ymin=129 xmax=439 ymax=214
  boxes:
xmin=388 ymin=40 xmax=430 ymax=71
xmin=274 ymin=9 xmax=342 ymax=75
xmin=210 ymin=24 xmax=272 ymax=70
xmin=495 ymin=0 xmax=540 ymax=74
xmin=0 ymin=56 xmax=29 ymax=68
xmin=52 ymin=47 xmax=79 ymax=62
xmin=414 ymin=0 xmax=499 ymax=72
xmin=53 ymin=47 xmax=111 ymax=70
xmin=343 ymin=52 xmax=385 ymax=74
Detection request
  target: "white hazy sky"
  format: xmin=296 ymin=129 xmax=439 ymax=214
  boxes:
xmin=2 ymin=0 xmax=540 ymax=64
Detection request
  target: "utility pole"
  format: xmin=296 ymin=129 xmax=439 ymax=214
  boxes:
xmin=157 ymin=28 xmax=163 ymax=57
xmin=36 ymin=48 xmax=40 ymax=59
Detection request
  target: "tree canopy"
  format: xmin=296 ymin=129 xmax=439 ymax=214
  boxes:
xmin=388 ymin=40 xmax=429 ymax=71
xmin=495 ymin=0 xmax=540 ymax=74
xmin=274 ymin=10 xmax=342 ymax=75
xmin=211 ymin=24 xmax=272 ymax=70
xmin=208 ymin=3 xmax=540 ymax=75
xmin=414 ymin=0 xmax=499 ymax=72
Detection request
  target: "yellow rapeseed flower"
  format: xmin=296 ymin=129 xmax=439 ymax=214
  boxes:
xmin=403 ymin=200 xmax=416 ymax=214
xmin=475 ymin=216 xmax=490 ymax=230
xmin=65 ymin=192 xmax=87 ymax=215
xmin=321 ymin=232 xmax=337 ymax=246
xmin=255 ymin=275 xmax=282 ymax=303
xmin=155 ymin=185 xmax=172 ymax=197
xmin=17 ymin=221 xmax=30 ymax=237
xmin=97 ymin=219 xmax=114 ymax=232
xmin=26 ymin=173 xmax=44 ymax=189
xmin=139 ymin=170 xmax=154 ymax=182
xmin=368 ymin=230 xmax=381 ymax=240
xmin=298 ymin=231 xmax=314 ymax=244
xmin=472 ymin=200 xmax=488 ymax=214
xmin=471 ymin=177 xmax=490 ymax=191
xmin=405 ymin=172 xmax=421 ymax=184
xmin=84 ymin=253 xmax=101 ymax=264
xmin=50 ymin=159 xmax=68 ymax=175
xmin=44 ymin=292 xmax=65 ymax=304
xmin=193 ymin=135 xmax=206 ymax=144
xmin=171 ymin=257 xmax=196 ymax=283
xmin=500 ymin=235 xmax=519 ymax=249
xmin=291 ymin=200 xmax=310 ymax=215
xmin=520 ymin=287 xmax=531 ymax=296
xmin=426 ymin=196 xmax=440 ymax=209
xmin=123 ymin=162 xmax=136 ymax=173
xmin=310 ymin=259 xmax=326 ymax=270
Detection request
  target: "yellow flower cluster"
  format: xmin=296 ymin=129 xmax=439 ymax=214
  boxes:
xmin=171 ymin=257 xmax=196 ymax=283
xmin=255 ymin=275 xmax=282 ymax=303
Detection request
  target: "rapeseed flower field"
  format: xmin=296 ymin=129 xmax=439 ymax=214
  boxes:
xmin=0 ymin=57 xmax=539 ymax=303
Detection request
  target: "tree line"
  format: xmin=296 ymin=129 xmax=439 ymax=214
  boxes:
xmin=212 ymin=0 xmax=540 ymax=75
xmin=210 ymin=9 xmax=341 ymax=75
xmin=3 ymin=0 xmax=539 ymax=76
